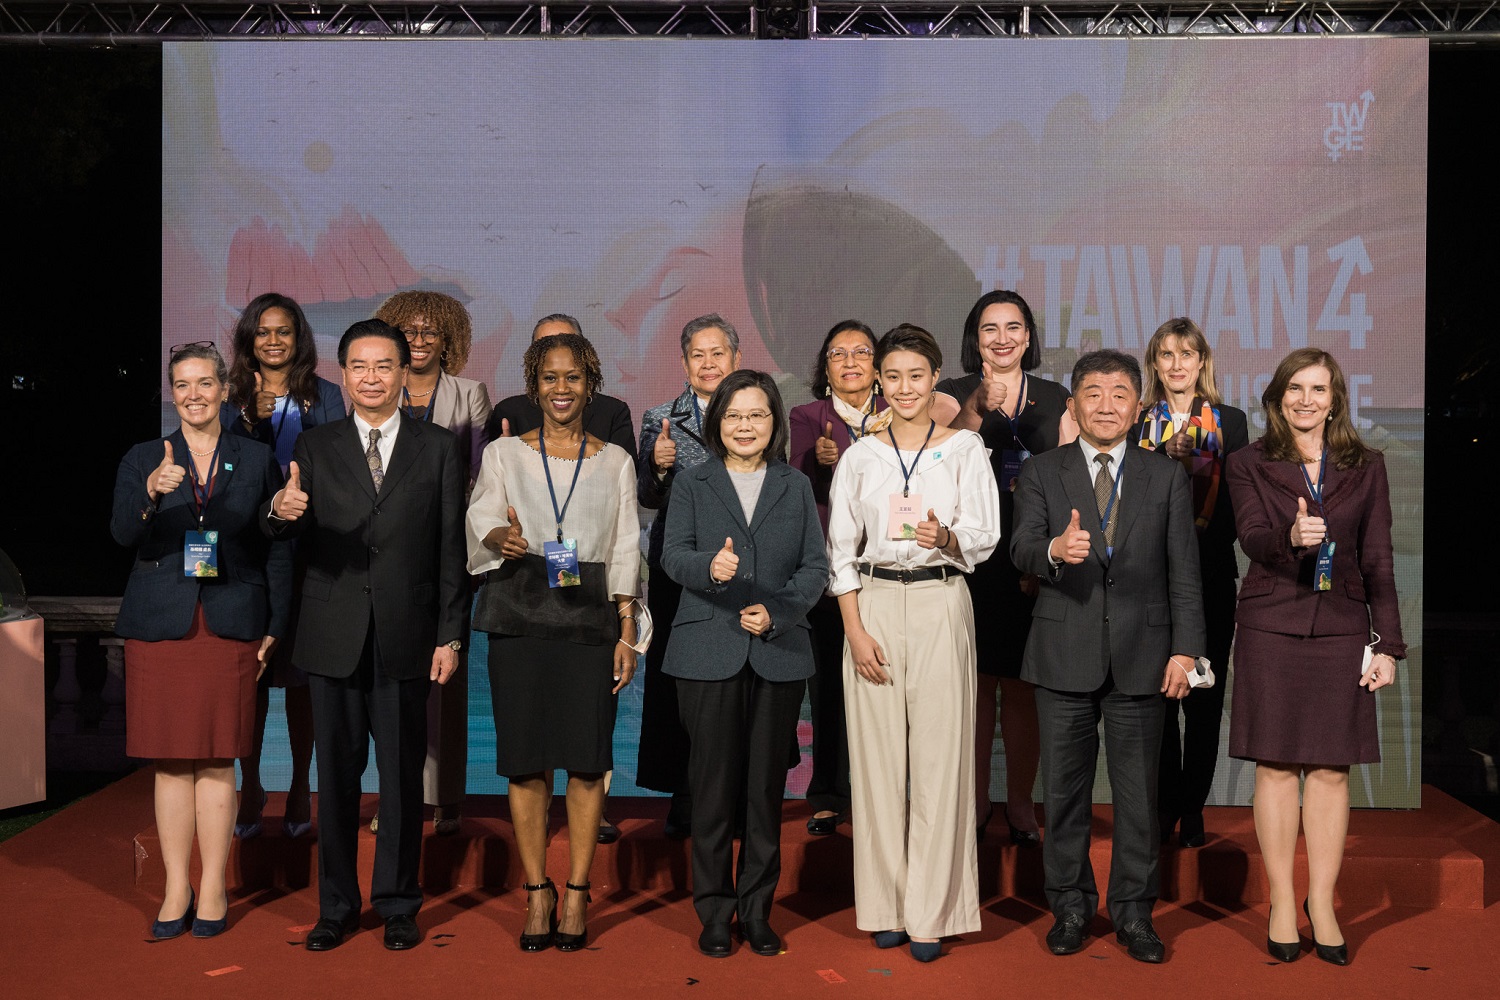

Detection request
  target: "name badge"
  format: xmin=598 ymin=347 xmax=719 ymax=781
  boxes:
xmin=184 ymin=530 xmax=219 ymax=578
xmin=1000 ymin=447 xmax=1030 ymax=493
xmin=544 ymin=539 xmax=581 ymax=588
xmin=887 ymin=492 xmax=921 ymax=540
xmin=1314 ymin=540 xmax=1335 ymax=592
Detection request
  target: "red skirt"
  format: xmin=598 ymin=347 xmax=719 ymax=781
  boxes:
xmin=125 ymin=603 xmax=259 ymax=760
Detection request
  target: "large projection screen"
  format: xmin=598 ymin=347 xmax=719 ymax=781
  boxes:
xmin=164 ymin=38 xmax=1426 ymax=808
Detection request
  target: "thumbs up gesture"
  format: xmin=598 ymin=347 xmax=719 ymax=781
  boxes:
xmin=1049 ymin=508 xmax=1092 ymax=565
xmin=653 ymin=418 xmax=677 ymax=474
xmin=147 ymin=440 xmax=186 ymax=501
xmin=499 ymin=505 xmax=528 ymax=559
xmin=1289 ymin=496 xmax=1326 ymax=549
xmin=252 ymin=371 xmax=277 ymax=421
xmin=710 ymin=536 xmax=739 ymax=585
xmin=815 ymin=421 xmax=840 ymax=467
xmin=978 ymin=361 xmax=1009 ymax=414
xmin=915 ymin=507 xmax=947 ymax=550
xmin=499 ymin=417 xmax=513 ymax=437
xmin=1164 ymin=425 xmax=1193 ymax=459
xmin=272 ymin=460 xmax=309 ymax=520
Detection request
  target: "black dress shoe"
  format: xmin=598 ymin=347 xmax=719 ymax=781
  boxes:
xmin=305 ymin=915 xmax=359 ymax=952
xmin=1115 ymin=918 xmax=1165 ymax=964
xmin=1304 ymin=900 xmax=1349 ymax=966
xmin=698 ymin=922 xmax=733 ymax=957
xmin=384 ymin=914 xmax=421 ymax=951
xmin=739 ymin=919 xmax=782 ymax=956
xmin=1177 ymin=813 xmax=1206 ymax=849
xmin=151 ymin=890 xmax=195 ymax=941
xmin=1008 ymin=821 xmax=1042 ymax=847
xmin=1267 ymin=937 xmax=1302 ymax=962
xmin=1045 ymin=913 xmax=1087 ymax=955
xmin=806 ymin=813 xmax=844 ymax=836
xmin=664 ymin=792 xmax=692 ymax=840
xmin=597 ymin=817 xmax=622 ymax=844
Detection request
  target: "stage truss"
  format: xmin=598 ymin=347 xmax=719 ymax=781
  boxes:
xmin=1 ymin=0 xmax=1496 ymax=42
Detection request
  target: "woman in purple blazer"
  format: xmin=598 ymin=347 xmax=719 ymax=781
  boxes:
xmin=1226 ymin=348 xmax=1404 ymax=966
xmin=788 ymin=320 xmax=888 ymax=835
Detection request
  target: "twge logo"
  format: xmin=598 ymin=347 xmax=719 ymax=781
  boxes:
xmin=1324 ymin=91 xmax=1373 ymax=161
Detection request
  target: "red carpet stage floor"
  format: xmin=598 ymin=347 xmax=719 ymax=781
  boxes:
xmin=4 ymin=769 xmax=1500 ymax=1000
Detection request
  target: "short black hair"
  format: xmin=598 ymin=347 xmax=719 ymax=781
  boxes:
xmin=809 ymin=319 xmax=876 ymax=397
xmin=703 ymin=369 xmax=789 ymax=463
xmin=959 ymin=290 xmax=1041 ymax=374
xmin=338 ymin=318 xmax=410 ymax=367
xmin=875 ymin=323 xmax=943 ymax=374
xmin=1070 ymin=349 xmax=1142 ymax=396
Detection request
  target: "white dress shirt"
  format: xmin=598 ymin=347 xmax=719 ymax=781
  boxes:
xmin=353 ymin=410 xmax=400 ymax=471
xmin=825 ymin=429 xmax=1001 ymax=596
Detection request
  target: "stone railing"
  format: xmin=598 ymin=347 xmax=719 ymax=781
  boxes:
xmin=27 ymin=597 xmax=130 ymax=772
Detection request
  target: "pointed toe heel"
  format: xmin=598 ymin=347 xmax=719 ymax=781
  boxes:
xmin=1267 ymin=937 xmax=1301 ymax=963
xmin=1303 ymin=900 xmax=1349 ymax=966
xmin=519 ymin=878 xmax=557 ymax=952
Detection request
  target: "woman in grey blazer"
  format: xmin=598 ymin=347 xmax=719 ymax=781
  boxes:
xmin=662 ymin=370 xmax=828 ymax=959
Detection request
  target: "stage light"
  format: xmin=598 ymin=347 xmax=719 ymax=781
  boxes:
xmin=755 ymin=0 xmax=809 ymax=39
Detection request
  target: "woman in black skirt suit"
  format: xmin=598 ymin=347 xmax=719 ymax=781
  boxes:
xmin=1227 ymin=348 xmax=1404 ymax=965
xmin=1133 ymin=318 xmax=1249 ymax=848
xmin=939 ymin=290 xmax=1075 ymax=843
xmin=466 ymin=333 xmax=641 ymax=952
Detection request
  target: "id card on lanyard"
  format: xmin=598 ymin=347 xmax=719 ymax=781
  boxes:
xmin=1301 ymin=446 xmax=1334 ymax=591
xmin=886 ymin=421 xmax=934 ymax=539
xmin=540 ymin=432 xmax=588 ymax=587
xmin=997 ymin=373 xmax=1030 ymax=492
xmin=184 ymin=437 xmax=223 ymax=578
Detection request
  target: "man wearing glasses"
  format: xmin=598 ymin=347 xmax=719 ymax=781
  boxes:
xmin=265 ymin=319 xmax=468 ymax=952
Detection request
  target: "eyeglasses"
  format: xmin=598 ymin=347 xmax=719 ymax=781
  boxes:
xmin=170 ymin=341 xmax=217 ymax=353
xmin=827 ymin=347 xmax=875 ymax=363
xmin=346 ymin=362 xmax=401 ymax=377
xmin=401 ymin=327 xmax=442 ymax=344
xmin=723 ymin=411 xmax=772 ymax=426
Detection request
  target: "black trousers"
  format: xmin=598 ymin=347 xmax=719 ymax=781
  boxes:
xmin=1157 ymin=578 xmax=1236 ymax=824
xmin=636 ymin=571 xmax=689 ymax=793
xmin=1036 ymin=673 xmax=1165 ymax=927
xmin=676 ymin=665 xmax=804 ymax=927
xmin=308 ymin=623 xmax=431 ymax=921
xmin=804 ymin=595 xmax=851 ymax=815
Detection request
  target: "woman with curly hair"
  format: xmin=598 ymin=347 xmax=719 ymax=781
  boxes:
xmin=374 ymin=290 xmax=494 ymax=834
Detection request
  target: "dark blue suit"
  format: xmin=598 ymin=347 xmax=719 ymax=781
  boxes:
xmin=219 ymin=375 xmax=346 ymax=455
xmin=112 ymin=431 xmax=292 ymax=643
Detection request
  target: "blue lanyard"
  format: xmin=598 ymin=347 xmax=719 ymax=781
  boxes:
xmin=689 ymin=392 xmax=705 ymax=437
xmin=402 ymin=374 xmax=438 ymax=422
xmin=888 ymin=420 xmax=935 ymax=498
xmin=268 ymin=393 xmax=294 ymax=449
xmin=190 ymin=436 xmax=223 ymax=530
xmin=1299 ymin=444 xmax=1328 ymax=514
xmin=847 ymin=396 xmax=877 ymax=442
xmin=538 ymin=433 xmax=587 ymax=543
xmin=1000 ymin=372 xmax=1028 ymax=447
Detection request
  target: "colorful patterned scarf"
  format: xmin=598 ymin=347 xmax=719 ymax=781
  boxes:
xmin=1136 ymin=397 xmax=1223 ymax=531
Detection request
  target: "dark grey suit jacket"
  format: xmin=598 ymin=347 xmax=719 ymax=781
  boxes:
xmin=261 ymin=413 xmax=468 ymax=681
xmin=1010 ymin=441 xmax=1206 ymax=696
xmin=660 ymin=459 xmax=828 ymax=683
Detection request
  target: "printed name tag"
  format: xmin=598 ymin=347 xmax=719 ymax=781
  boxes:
xmin=544 ymin=539 xmax=581 ymax=588
xmin=184 ymin=530 xmax=219 ymax=578
xmin=887 ymin=493 xmax=921 ymax=540
xmin=1315 ymin=540 xmax=1335 ymax=592
xmin=1000 ymin=447 xmax=1030 ymax=492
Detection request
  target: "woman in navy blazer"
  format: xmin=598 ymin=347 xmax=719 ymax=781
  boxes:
xmin=112 ymin=343 xmax=292 ymax=939
xmin=788 ymin=319 xmax=888 ymax=836
xmin=220 ymin=292 xmax=344 ymax=840
xmin=662 ymin=370 xmax=828 ymax=959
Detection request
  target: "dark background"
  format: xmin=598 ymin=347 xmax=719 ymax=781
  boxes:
xmin=0 ymin=44 xmax=1494 ymax=802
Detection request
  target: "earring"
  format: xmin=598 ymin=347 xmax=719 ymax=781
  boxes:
xmin=824 ymin=385 xmax=831 ymax=397
xmin=874 ymin=381 xmax=882 ymax=396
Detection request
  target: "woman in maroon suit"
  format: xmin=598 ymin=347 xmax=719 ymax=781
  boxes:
xmin=788 ymin=320 xmax=888 ymax=835
xmin=1226 ymin=348 xmax=1404 ymax=966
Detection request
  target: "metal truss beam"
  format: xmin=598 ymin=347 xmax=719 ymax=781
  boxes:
xmin=1 ymin=1 xmax=1496 ymax=42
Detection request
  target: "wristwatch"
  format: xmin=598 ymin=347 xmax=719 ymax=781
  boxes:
xmin=445 ymin=639 xmax=462 ymax=651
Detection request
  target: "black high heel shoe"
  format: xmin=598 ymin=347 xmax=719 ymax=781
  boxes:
xmin=1303 ymin=899 xmax=1349 ymax=966
xmin=519 ymin=878 xmax=557 ymax=952
xmin=555 ymin=881 xmax=592 ymax=952
xmin=152 ymin=889 xmax=195 ymax=941
xmin=1266 ymin=937 xmax=1301 ymax=962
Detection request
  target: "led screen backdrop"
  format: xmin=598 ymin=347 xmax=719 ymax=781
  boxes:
xmin=164 ymin=38 xmax=1426 ymax=806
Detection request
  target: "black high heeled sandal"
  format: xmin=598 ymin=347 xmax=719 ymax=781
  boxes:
xmin=555 ymin=881 xmax=592 ymax=952
xmin=519 ymin=878 xmax=558 ymax=952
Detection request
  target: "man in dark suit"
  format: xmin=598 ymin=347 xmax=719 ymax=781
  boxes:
xmin=1010 ymin=349 xmax=1206 ymax=964
xmin=485 ymin=314 xmax=638 ymax=459
xmin=264 ymin=319 xmax=467 ymax=952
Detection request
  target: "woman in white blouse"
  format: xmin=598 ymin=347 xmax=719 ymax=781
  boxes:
xmin=826 ymin=324 xmax=1002 ymax=963
xmin=466 ymin=333 xmax=641 ymax=954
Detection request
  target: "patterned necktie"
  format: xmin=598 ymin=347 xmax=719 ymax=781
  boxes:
xmin=1093 ymin=452 xmax=1117 ymax=547
xmin=366 ymin=428 xmax=384 ymax=493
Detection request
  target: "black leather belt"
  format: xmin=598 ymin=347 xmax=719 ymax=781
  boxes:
xmin=858 ymin=563 xmax=951 ymax=584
